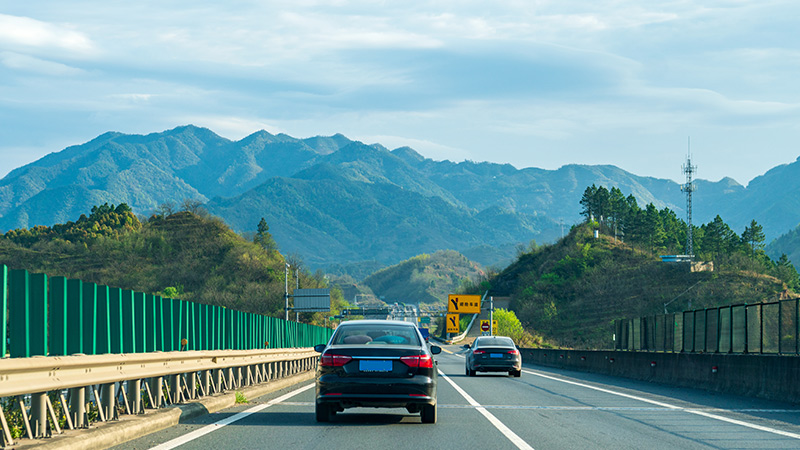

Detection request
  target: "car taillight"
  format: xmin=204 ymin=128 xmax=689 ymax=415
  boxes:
xmin=320 ymin=353 xmax=352 ymax=367
xmin=507 ymin=349 xmax=519 ymax=355
xmin=473 ymin=350 xmax=485 ymax=355
xmin=400 ymin=354 xmax=433 ymax=368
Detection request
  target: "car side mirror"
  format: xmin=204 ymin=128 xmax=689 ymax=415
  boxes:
xmin=430 ymin=345 xmax=442 ymax=355
xmin=462 ymin=344 xmax=469 ymax=349
xmin=313 ymin=344 xmax=327 ymax=353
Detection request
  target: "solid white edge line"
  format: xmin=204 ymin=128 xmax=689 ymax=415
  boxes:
xmin=438 ymin=370 xmax=534 ymax=450
xmin=522 ymin=368 xmax=800 ymax=440
xmin=149 ymin=383 xmax=316 ymax=450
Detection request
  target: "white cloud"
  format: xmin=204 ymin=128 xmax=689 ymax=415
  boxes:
xmin=0 ymin=14 xmax=95 ymax=55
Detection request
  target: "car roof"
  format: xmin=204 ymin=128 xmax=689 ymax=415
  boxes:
xmin=336 ymin=319 xmax=417 ymax=327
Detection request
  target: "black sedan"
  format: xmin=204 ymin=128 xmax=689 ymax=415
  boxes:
xmin=464 ymin=335 xmax=522 ymax=377
xmin=313 ymin=320 xmax=441 ymax=423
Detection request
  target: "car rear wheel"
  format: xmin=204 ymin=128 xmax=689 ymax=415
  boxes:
xmin=510 ymin=369 xmax=521 ymax=377
xmin=316 ymin=403 xmax=332 ymax=422
xmin=420 ymin=404 xmax=437 ymax=424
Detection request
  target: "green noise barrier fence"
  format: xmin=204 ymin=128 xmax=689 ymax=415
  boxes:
xmin=0 ymin=264 xmax=333 ymax=359
xmin=615 ymin=297 xmax=800 ymax=354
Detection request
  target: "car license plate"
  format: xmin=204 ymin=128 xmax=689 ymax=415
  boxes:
xmin=359 ymin=360 xmax=392 ymax=372
xmin=490 ymin=353 xmax=503 ymax=358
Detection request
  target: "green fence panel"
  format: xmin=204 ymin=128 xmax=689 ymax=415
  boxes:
xmin=144 ymin=294 xmax=156 ymax=353
xmin=211 ymin=305 xmax=219 ymax=350
xmin=732 ymin=305 xmax=746 ymax=353
xmin=161 ymin=297 xmax=172 ymax=352
xmin=96 ymin=285 xmax=111 ymax=354
xmin=762 ymin=302 xmax=780 ymax=354
xmin=719 ymin=307 xmax=732 ymax=353
xmin=0 ymin=265 xmax=6 ymax=358
xmin=8 ymin=269 xmax=30 ymax=358
xmin=154 ymin=296 xmax=165 ymax=352
xmin=82 ymin=282 xmax=97 ymax=355
xmin=705 ymin=309 xmax=719 ymax=353
xmin=746 ymin=305 xmax=761 ymax=353
xmin=121 ymin=290 xmax=135 ymax=353
xmin=183 ymin=300 xmax=194 ymax=351
xmin=172 ymin=298 xmax=183 ymax=350
xmin=66 ymin=279 xmax=84 ymax=355
xmin=779 ymin=300 xmax=796 ymax=354
xmin=133 ymin=291 xmax=147 ymax=353
xmin=8 ymin=270 xmax=46 ymax=357
xmin=48 ymin=277 xmax=67 ymax=356
xmin=108 ymin=287 xmax=123 ymax=354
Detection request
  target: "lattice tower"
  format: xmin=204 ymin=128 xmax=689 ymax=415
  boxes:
xmin=681 ymin=142 xmax=697 ymax=258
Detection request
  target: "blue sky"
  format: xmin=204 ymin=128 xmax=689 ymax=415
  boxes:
xmin=1 ymin=1 xmax=799 ymax=185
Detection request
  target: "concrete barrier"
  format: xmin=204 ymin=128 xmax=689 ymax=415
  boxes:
xmin=519 ymin=348 xmax=800 ymax=404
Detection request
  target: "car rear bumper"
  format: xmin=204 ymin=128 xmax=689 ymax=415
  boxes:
xmin=316 ymin=375 xmax=436 ymax=408
xmin=472 ymin=360 xmax=522 ymax=372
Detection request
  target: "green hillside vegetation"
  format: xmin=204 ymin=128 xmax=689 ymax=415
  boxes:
xmin=0 ymin=204 xmax=346 ymax=326
xmin=483 ymin=185 xmax=800 ymax=349
xmin=362 ymin=250 xmax=484 ymax=305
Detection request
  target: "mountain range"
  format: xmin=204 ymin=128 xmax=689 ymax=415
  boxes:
xmin=2 ymin=125 xmax=799 ymax=268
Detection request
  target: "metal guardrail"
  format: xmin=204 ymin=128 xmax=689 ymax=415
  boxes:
xmin=615 ymin=298 xmax=800 ymax=354
xmin=0 ymin=348 xmax=319 ymax=447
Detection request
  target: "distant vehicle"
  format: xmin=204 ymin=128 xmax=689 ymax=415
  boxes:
xmin=418 ymin=327 xmax=430 ymax=342
xmin=313 ymin=319 xmax=441 ymax=423
xmin=464 ymin=336 xmax=522 ymax=377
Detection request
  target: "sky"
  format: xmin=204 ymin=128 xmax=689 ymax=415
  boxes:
xmin=1 ymin=1 xmax=799 ymax=185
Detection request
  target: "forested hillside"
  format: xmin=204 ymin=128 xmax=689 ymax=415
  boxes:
xmin=484 ymin=186 xmax=800 ymax=349
xmin=361 ymin=250 xmax=484 ymax=305
xmin=0 ymin=204 xmax=346 ymax=325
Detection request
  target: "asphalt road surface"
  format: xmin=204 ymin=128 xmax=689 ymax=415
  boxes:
xmin=113 ymin=343 xmax=800 ymax=449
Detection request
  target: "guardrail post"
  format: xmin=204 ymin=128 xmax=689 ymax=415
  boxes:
xmin=171 ymin=374 xmax=182 ymax=404
xmin=69 ymin=387 xmax=86 ymax=428
xmin=101 ymin=383 xmax=116 ymax=421
xmin=149 ymin=377 xmax=163 ymax=408
xmin=128 ymin=380 xmax=141 ymax=414
xmin=31 ymin=392 xmax=47 ymax=438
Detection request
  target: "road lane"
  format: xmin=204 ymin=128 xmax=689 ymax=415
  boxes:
xmin=113 ymin=344 xmax=800 ymax=449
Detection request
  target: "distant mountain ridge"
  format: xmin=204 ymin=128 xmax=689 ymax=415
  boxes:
xmin=2 ymin=125 xmax=799 ymax=268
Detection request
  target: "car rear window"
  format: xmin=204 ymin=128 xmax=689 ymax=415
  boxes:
xmin=332 ymin=324 xmax=420 ymax=346
xmin=475 ymin=337 xmax=515 ymax=347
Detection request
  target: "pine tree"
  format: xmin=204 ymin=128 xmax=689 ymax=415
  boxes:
xmin=254 ymin=218 xmax=278 ymax=253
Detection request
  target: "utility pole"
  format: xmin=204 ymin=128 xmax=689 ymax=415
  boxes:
xmin=295 ymin=269 xmax=300 ymax=322
xmin=489 ymin=296 xmax=494 ymax=336
xmin=284 ymin=263 xmax=290 ymax=321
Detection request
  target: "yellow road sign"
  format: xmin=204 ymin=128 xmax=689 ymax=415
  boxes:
xmin=447 ymin=294 xmax=481 ymax=314
xmin=446 ymin=314 xmax=460 ymax=333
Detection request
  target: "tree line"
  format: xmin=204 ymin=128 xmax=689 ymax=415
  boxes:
xmin=579 ymin=184 xmax=798 ymax=288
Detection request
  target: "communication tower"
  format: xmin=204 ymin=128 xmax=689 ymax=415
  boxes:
xmin=681 ymin=139 xmax=697 ymax=258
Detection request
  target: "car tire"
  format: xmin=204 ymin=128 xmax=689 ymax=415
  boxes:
xmin=465 ymin=365 xmax=470 ymax=376
xmin=512 ymin=370 xmax=521 ymax=377
xmin=468 ymin=368 xmax=476 ymax=377
xmin=421 ymin=404 xmax=437 ymax=424
xmin=315 ymin=403 xmax=331 ymax=422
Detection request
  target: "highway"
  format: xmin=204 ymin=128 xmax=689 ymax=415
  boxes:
xmin=113 ymin=344 xmax=800 ymax=449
